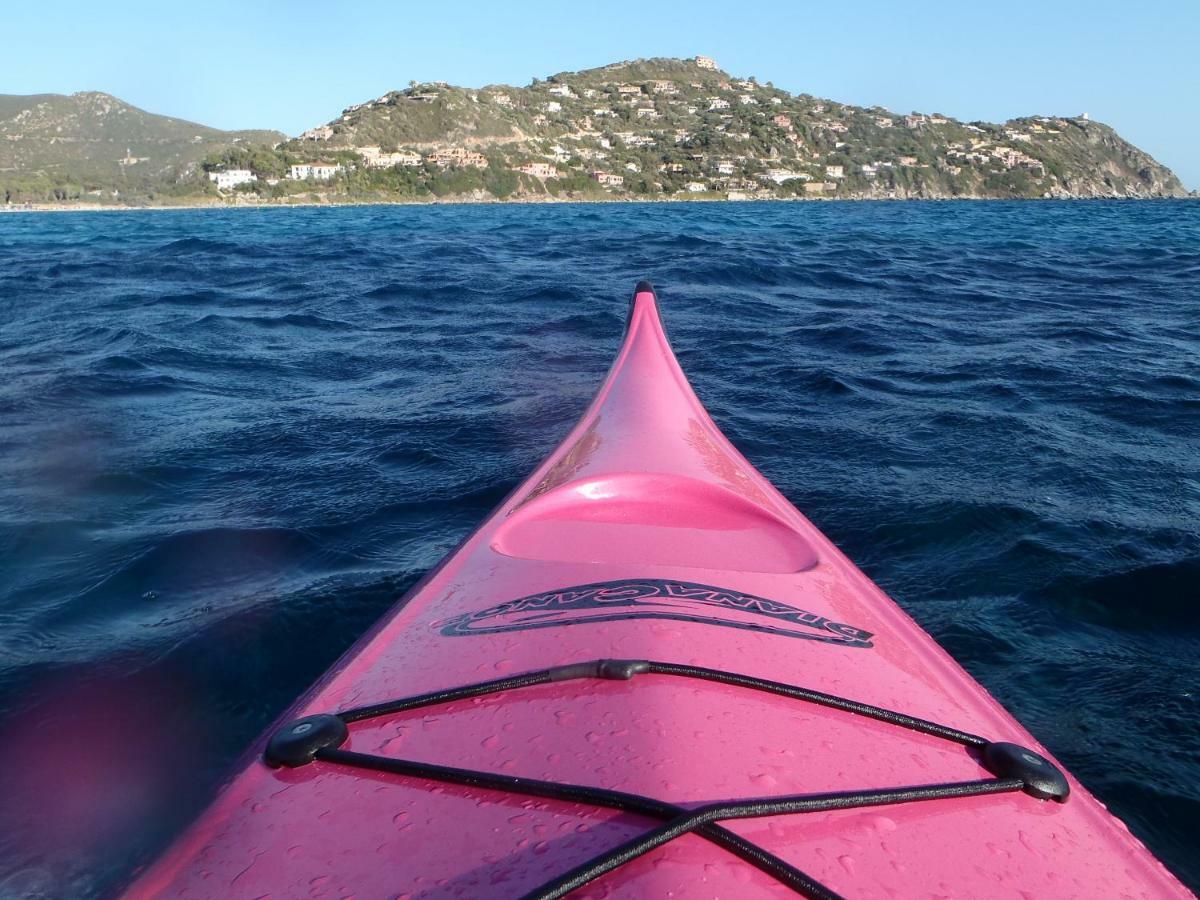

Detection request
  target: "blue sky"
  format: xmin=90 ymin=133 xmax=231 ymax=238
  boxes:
xmin=5 ymin=0 xmax=1197 ymax=188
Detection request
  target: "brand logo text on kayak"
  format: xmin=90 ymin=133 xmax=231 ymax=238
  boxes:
xmin=439 ymin=579 xmax=874 ymax=648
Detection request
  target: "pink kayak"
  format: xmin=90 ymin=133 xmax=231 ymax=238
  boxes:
xmin=126 ymin=282 xmax=1188 ymax=898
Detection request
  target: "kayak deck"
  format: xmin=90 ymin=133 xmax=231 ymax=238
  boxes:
xmin=127 ymin=283 xmax=1187 ymax=898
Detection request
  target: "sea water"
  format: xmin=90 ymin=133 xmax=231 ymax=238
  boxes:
xmin=1 ymin=200 xmax=1197 ymax=895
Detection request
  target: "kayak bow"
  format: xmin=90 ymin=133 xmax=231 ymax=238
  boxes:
xmin=127 ymin=282 xmax=1188 ymax=898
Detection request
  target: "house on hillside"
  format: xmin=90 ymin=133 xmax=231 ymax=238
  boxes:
xmin=359 ymin=147 xmax=422 ymax=168
xmin=516 ymin=162 xmax=558 ymax=178
xmin=762 ymin=168 xmax=806 ymax=184
xmin=209 ymin=169 xmax=256 ymax=190
xmin=299 ymin=125 xmax=335 ymax=141
xmin=695 ymin=56 xmax=718 ymax=70
xmin=825 ymin=164 xmax=845 ymax=178
xmin=591 ymin=170 xmax=624 ymax=186
xmin=427 ymin=148 xmax=489 ymax=168
xmin=288 ymin=162 xmax=343 ymax=180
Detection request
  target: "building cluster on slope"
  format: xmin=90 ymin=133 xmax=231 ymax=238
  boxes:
xmin=206 ymin=57 xmax=1083 ymax=200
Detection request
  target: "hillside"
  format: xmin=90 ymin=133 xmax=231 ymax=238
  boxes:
xmin=0 ymin=92 xmax=284 ymax=203
xmin=1 ymin=59 xmax=1189 ymax=205
xmin=277 ymin=56 xmax=1185 ymax=203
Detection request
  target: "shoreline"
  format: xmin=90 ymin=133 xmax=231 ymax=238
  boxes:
xmin=1 ymin=192 xmax=1195 ymax=214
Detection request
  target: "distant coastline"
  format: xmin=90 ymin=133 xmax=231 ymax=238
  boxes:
xmin=2 ymin=57 xmax=1191 ymax=209
xmin=3 ymin=194 xmax=1196 ymax=215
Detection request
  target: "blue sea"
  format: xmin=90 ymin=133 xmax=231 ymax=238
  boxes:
xmin=1 ymin=200 xmax=1197 ymax=896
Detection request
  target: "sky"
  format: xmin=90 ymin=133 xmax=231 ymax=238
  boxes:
xmin=3 ymin=0 xmax=1197 ymax=188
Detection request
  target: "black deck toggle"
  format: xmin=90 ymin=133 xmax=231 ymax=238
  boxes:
xmin=981 ymin=742 xmax=1070 ymax=802
xmin=547 ymin=659 xmax=651 ymax=681
xmin=264 ymin=714 xmax=349 ymax=768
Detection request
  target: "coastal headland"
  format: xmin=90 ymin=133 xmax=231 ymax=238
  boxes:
xmin=1 ymin=56 xmax=1191 ymax=208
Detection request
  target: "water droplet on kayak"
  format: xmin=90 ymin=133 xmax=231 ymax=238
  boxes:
xmin=532 ymin=841 xmax=549 ymax=855
xmin=838 ymin=855 xmax=856 ymax=875
xmin=481 ymin=735 xmax=500 ymax=749
xmin=871 ymin=815 xmax=896 ymax=833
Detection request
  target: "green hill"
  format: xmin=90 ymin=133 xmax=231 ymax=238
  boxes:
xmin=0 ymin=59 xmax=1188 ymax=205
xmin=276 ymin=56 xmax=1187 ymax=202
xmin=0 ymin=92 xmax=285 ymax=203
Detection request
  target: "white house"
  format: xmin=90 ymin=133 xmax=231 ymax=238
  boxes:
xmin=209 ymin=169 xmax=256 ymax=190
xmin=289 ymin=163 xmax=343 ymax=181
xmin=825 ymin=165 xmax=845 ymax=178
xmin=761 ymin=168 xmax=806 ymax=184
xmin=684 ymin=181 xmax=707 ymax=192
xmin=695 ymin=55 xmax=718 ymax=70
